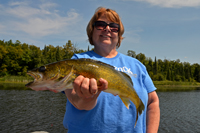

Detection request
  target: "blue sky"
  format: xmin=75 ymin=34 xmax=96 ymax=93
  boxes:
xmin=0 ymin=0 xmax=200 ymax=64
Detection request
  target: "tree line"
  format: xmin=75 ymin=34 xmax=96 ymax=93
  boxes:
xmin=127 ymin=50 xmax=200 ymax=82
xmin=0 ymin=39 xmax=86 ymax=76
xmin=0 ymin=39 xmax=200 ymax=82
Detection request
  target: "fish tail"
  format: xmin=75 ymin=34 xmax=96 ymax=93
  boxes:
xmin=133 ymin=110 xmax=138 ymax=128
xmin=119 ymin=96 xmax=130 ymax=109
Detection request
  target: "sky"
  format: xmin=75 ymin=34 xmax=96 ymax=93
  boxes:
xmin=0 ymin=0 xmax=200 ymax=64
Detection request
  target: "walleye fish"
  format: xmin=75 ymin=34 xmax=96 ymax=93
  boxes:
xmin=25 ymin=58 xmax=144 ymax=126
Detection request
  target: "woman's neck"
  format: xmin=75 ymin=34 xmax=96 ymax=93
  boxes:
xmin=93 ymin=47 xmax=118 ymax=58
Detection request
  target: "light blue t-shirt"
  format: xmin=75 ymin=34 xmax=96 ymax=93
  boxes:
xmin=63 ymin=51 xmax=156 ymax=133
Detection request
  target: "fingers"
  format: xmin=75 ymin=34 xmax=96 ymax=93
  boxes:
xmin=81 ymin=78 xmax=93 ymax=98
xmin=73 ymin=75 xmax=85 ymax=98
xmin=73 ymin=75 xmax=98 ymax=98
xmin=90 ymin=78 xmax=98 ymax=94
xmin=98 ymin=78 xmax=108 ymax=91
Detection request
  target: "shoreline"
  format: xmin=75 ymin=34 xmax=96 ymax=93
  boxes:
xmin=0 ymin=80 xmax=200 ymax=92
xmin=1 ymin=76 xmax=200 ymax=92
xmin=1 ymin=80 xmax=200 ymax=86
xmin=1 ymin=76 xmax=200 ymax=85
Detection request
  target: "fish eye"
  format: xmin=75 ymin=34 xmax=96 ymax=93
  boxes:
xmin=39 ymin=66 xmax=46 ymax=72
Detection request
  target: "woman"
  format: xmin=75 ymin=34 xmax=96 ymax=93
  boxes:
xmin=63 ymin=7 xmax=160 ymax=133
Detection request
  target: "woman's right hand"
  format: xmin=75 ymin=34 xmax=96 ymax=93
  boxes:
xmin=65 ymin=75 xmax=108 ymax=110
xmin=73 ymin=75 xmax=98 ymax=98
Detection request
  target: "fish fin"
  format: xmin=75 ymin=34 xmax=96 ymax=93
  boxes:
xmin=50 ymin=73 xmax=59 ymax=80
xmin=134 ymin=100 xmax=145 ymax=127
xmin=119 ymin=96 xmax=130 ymax=109
xmin=53 ymin=66 xmax=75 ymax=91
xmin=120 ymin=72 xmax=133 ymax=86
xmin=60 ymin=71 xmax=73 ymax=83
xmin=138 ymin=100 xmax=145 ymax=115
xmin=135 ymin=110 xmax=139 ymax=128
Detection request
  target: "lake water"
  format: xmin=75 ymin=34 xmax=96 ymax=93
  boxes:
xmin=158 ymin=91 xmax=200 ymax=133
xmin=0 ymin=84 xmax=200 ymax=133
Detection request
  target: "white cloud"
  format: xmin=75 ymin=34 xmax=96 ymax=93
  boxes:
xmin=14 ymin=9 xmax=79 ymax=36
xmin=8 ymin=1 xmax=29 ymax=6
xmin=6 ymin=6 xmax=41 ymax=18
xmin=39 ymin=2 xmax=57 ymax=10
xmin=126 ymin=0 xmax=200 ymax=8
xmin=0 ymin=1 xmax=81 ymax=37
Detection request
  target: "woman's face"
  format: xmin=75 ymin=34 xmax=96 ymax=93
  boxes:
xmin=92 ymin=14 xmax=119 ymax=50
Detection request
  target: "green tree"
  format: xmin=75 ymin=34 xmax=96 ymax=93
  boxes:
xmin=179 ymin=63 xmax=185 ymax=81
xmin=153 ymin=57 xmax=158 ymax=75
xmin=45 ymin=45 xmax=57 ymax=63
xmin=63 ymin=40 xmax=75 ymax=59
xmin=28 ymin=45 xmax=42 ymax=68
xmin=7 ymin=45 xmax=24 ymax=75
xmin=193 ymin=64 xmax=200 ymax=82
xmin=166 ymin=68 xmax=171 ymax=81
xmin=184 ymin=62 xmax=191 ymax=81
xmin=157 ymin=59 xmax=164 ymax=76
xmin=56 ymin=46 xmax=62 ymax=61
xmin=127 ymin=50 xmax=136 ymax=58
xmin=146 ymin=57 xmax=153 ymax=74
xmin=20 ymin=43 xmax=32 ymax=75
xmin=0 ymin=45 xmax=8 ymax=76
xmin=136 ymin=53 xmax=146 ymax=65
xmin=1 ymin=39 xmax=200 ymax=82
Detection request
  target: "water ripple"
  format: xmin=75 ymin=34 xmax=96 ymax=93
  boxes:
xmin=1 ymin=89 xmax=200 ymax=132
xmin=0 ymin=90 xmax=68 ymax=133
xmin=158 ymin=91 xmax=200 ymax=133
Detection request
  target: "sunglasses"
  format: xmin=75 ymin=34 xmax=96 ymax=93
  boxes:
xmin=93 ymin=21 xmax=120 ymax=33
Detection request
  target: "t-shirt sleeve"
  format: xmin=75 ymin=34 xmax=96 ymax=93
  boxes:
xmin=135 ymin=59 xmax=157 ymax=94
xmin=143 ymin=70 xmax=157 ymax=93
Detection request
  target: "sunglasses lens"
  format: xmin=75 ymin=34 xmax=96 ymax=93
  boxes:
xmin=109 ymin=23 xmax=119 ymax=32
xmin=94 ymin=21 xmax=107 ymax=30
xmin=94 ymin=21 xmax=119 ymax=32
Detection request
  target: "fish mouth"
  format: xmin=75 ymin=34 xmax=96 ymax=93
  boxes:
xmin=25 ymin=81 xmax=34 ymax=87
xmin=27 ymin=71 xmax=37 ymax=79
xmin=25 ymin=71 xmax=38 ymax=87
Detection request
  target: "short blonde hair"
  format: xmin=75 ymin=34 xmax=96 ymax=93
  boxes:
xmin=87 ymin=7 xmax=124 ymax=48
